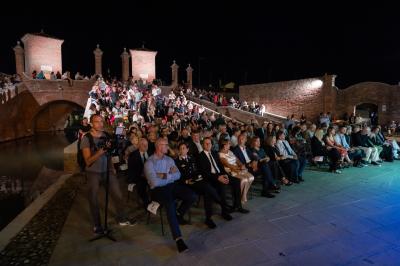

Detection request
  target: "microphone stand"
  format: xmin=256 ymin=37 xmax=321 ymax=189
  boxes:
xmin=90 ymin=151 xmax=116 ymax=242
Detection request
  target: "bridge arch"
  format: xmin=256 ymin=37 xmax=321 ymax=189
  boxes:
xmin=32 ymin=100 xmax=84 ymax=133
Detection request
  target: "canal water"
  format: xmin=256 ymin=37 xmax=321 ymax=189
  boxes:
xmin=0 ymin=133 xmax=71 ymax=230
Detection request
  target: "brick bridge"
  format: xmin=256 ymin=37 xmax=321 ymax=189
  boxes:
xmin=0 ymin=74 xmax=94 ymax=142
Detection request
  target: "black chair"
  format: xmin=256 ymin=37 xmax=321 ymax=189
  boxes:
xmin=146 ymin=203 xmax=165 ymax=236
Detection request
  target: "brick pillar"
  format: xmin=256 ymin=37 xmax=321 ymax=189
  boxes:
xmin=13 ymin=41 xmax=24 ymax=75
xmin=93 ymin=44 xmax=103 ymax=76
xmin=186 ymin=64 xmax=193 ymax=89
xmin=322 ymin=73 xmax=337 ymax=113
xmin=121 ymin=48 xmax=130 ymax=81
xmin=171 ymin=60 xmax=179 ymax=87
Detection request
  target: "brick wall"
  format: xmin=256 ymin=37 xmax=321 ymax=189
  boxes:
xmin=130 ymin=50 xmax=157 ymax=82
xmin=21 ymin=34 xmax=63 ymax=76
xmin=337 ymin=82 xmax=400 ymax=124
xmin=240 ymin=77 xmax=333 ymax=120
xmin=239 ymin=76 xmax=400 ymax=125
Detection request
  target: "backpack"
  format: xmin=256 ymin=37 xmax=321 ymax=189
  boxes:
xmin=77 ymin=133 xmax=95 ymax=171
xmin=77 ymin=132 xmax=112 ymax=171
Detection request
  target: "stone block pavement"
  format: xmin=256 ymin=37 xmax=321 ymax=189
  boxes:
xmin=49 ymin=162 xmax=400 ymax=266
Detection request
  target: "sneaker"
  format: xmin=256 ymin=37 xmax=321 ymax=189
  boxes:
xmin=119 ymin=219 xmax=137 ymax=226
xmin=176 ymin=239 xmax=189 ymax=253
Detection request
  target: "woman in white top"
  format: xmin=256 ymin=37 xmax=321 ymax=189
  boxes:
xmin=219 ymin=139 xmax=254 ymax=204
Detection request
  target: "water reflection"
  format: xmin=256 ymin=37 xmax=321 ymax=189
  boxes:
xmin=0 ymin=132 xmax=69 ymax=230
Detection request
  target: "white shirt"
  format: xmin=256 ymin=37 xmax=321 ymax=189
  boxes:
xmin=240 ymin=146 xmax=251 ymax=163
xmin=195 ymin=142 xmax=203 ymax=153
xmin=140 ymin=152 xmax=148 ymax=163
xmin=276 ymin=140 xmax=296 ymax=159
xmin=204 ymin=151 xmax=220 ymax=174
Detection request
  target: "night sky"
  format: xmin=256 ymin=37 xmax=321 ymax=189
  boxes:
xmin=0 ymin=2 xmax=399 ymax=89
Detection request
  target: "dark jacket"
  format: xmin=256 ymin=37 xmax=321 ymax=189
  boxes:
xmin=175 ymin=155 xmax=201 ymax=183
xmin=127 ymin=149 xmax=146 ymax=183
xmin=352 ymin=132 xmax=374 ymax=147
xmin=264 ymin=145 xmax=281 ymax=161
xmin=232 ymin=145 xmax=254 ymax=165
xmin=198 ymin=150 xmax=227 ymax=181
xmin=310 ymin=136 xmax=327 ymax=157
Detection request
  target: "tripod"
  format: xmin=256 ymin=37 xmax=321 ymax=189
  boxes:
xmin=90 ymin=152 xmax=116 ymax=242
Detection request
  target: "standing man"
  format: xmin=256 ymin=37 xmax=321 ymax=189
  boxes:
xmin=81 ymin=114 xmax=135 ymax=235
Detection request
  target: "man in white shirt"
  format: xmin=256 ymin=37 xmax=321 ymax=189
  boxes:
xmin=276 ymin=131 xmax=302 ymax=183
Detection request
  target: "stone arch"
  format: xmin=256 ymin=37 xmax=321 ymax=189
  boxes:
xmin=338 ymin=82 xmax=398 ymax=124
xmin=32 ymin=100 xmax=84 ymax=133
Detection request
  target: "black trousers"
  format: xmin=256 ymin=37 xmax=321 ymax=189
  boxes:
xmin=209 ymin=174 xmax=242 ymax=210
xmin=135 ymin=177 xmax=150 ymax=208
xmin=151 ymin=183 xmax=197 ymax=240
xmin=279 ymin=159 xmax=300 ymax=181
xmin=249 ymin=162 xmax=276 ymax=191
xmin=268 ymin=160 xmax=286 ymax=180
xmin=188 ymin=180 xmax=224 ymax=219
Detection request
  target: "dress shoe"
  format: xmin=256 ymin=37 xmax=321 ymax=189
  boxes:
xmin=371 ymin=161 xmax=381 ymax=166
xmin=269 ymin=187 xmax=281 ymax=194
xmin=298 ymin=177 xmax=305 ymax=182
xmin=236 ymin=207 xmax=250 ymax=214
xmin=176 ymin=239 xmax=189 ymax=253
xmin=205 ymin=219 xmax=217 ymax=229
xmin=261 ymin=191 xmax=276 ymax=198
xmin=221 ymin=212 xmax=233 ymax=221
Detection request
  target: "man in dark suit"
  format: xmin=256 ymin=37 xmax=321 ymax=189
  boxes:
xmin=198 ymin=137 xmax=250 ymax=215
xmin=233 ymin=133 xmax=276 ymax=198
xmin=187 ymin=129 xmax=203 ymax=158
xmin=175 ymin=142 xmax=226 ymax=229
xmin=127 ymin=138 xmax=150 ymax=208
xmin=254 ymin=122 xmax=267 ymax=143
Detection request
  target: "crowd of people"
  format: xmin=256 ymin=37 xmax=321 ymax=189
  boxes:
xmin=78 ymin=78 xmax=400 ymax=253
xmin=186 ymin=87 xmax=267 ymax=116
xmin=31 ymin=70 xmax=90 ymax=81
xmin=0 ymin=73 xmax=20 ymax=104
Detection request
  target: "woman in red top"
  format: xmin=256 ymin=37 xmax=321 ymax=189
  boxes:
xmin=324 ymin=127 xmax=352 ymax=165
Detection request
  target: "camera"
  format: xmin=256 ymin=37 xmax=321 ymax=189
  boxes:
xmin=97 ymin=135 xmax=117 ymax=154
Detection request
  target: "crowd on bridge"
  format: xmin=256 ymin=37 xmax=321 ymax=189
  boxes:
xmin=78 ymin=77 xmax=400 ymax=252
xmin=0 ymin=73 xmax=20 ymax=104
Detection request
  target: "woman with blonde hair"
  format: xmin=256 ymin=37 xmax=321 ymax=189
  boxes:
xmin=219 ymin=139 xmax=254 ymax=204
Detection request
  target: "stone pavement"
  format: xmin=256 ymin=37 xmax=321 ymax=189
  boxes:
xmin=49 ymin=163 xmax=400 ymax=266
